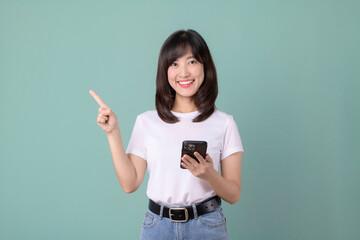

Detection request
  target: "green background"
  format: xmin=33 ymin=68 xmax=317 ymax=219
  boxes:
xmin=1 ymin=0 xmax=359 ymax=239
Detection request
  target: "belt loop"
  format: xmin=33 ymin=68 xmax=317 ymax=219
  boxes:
xmin=192 ymin=203 xmax=198 ymax=219
xmin=159 ymin=205 xmax=164 ymax=219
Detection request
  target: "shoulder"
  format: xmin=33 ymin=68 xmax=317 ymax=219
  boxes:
xmin=210 ymin=109 xmax=234 ymax=122
xmin=137 ymin=110 xmax=158 ymax=118
xmin=136 ymin=110 xmax=161 ymax=123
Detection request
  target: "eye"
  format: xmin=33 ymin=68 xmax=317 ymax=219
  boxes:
xmin=170 ymin=62 xmax=178 ymax=67
xmin=189 ymin=60 xmax=197 ymax=65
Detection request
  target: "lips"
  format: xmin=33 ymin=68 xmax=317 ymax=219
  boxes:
xmin=177 ymin=79 xmax=194 ymax=88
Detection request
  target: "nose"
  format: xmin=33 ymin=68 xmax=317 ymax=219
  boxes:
xmin=179 ymin=64 xmax=190 ymax=78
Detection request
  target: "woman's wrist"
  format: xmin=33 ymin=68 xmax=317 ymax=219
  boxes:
xmin=204 ymin=167 xmax=220 ymax=183
xmin=106 ymin=127 xmax=121 ymax=138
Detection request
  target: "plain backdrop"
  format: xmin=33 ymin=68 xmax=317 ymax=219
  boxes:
xmin=0 ymin=0 xmax=359 ymax=239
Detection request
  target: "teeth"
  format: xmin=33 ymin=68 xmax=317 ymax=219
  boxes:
xmin=178 ymin=80 xmax=194 ymax=85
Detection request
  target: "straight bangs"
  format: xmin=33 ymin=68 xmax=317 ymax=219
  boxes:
xmin=163 ymin=36 xmax=204 ymax=69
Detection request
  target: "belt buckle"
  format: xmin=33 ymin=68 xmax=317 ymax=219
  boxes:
xmin=169 ymin=208 xmax=189 ymax=222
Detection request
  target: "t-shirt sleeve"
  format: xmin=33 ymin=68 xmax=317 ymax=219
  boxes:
xmin=126 ymin=115 xmax=147 ymax=160
xmin=221 ymin=115 xmax=244 ymax=160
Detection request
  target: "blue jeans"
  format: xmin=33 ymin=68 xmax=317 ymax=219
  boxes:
xmin=140 ymin=205 xmax=229 ymax=240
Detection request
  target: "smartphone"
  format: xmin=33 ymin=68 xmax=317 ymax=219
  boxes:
xmin=180 ymin=140 xmax=207 ymax=169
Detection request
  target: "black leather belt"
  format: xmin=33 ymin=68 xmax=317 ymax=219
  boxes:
xmin=148 ymin=196 xmax=221 ymax=222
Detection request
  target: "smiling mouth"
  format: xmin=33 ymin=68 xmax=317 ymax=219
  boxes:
xmin=177 ymin=80 xmax=194 ymax=85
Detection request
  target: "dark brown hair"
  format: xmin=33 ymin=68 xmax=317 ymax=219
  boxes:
xmin=155 ymin=29 xmax=218 ymax=123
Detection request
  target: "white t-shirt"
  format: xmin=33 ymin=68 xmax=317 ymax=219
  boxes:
xmin=126 ymin=109 xmax=244 ymax=206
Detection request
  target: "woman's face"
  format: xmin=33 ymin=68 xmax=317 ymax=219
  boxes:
xmin=167 ymin=50 xmax=204 ymax=101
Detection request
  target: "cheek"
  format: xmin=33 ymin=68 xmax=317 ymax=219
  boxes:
xmin=167 ymin=68 xmax=176 ymax=81
xmin=193 ymin=66 xmax=204 ymax=80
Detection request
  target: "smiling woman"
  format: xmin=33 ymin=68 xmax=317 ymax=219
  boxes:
xmin=90 ymin=29 xmax=244 ymax=240
xmin=167 ymin=51 xmax=205 ymax=107
xmin=155 ymin=30 xmax=218 ymax=123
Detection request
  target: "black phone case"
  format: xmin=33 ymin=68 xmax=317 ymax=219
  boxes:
xmin=180 ymin=140 xmax=207 ymax=169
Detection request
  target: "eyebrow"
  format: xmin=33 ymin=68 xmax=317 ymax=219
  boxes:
xmin=172 ymin=55 xmax=195 ymax=62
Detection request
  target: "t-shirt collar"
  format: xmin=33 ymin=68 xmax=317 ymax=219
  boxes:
xmin=170 ymin=110 xmax=199 ymax=118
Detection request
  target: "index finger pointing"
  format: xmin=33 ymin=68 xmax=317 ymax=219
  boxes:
xmin=89 ymin=90 xmax=108 ymax=108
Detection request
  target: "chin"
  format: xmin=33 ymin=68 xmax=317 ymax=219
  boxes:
xmin=177 ymin=90 xmax=197 ymax=97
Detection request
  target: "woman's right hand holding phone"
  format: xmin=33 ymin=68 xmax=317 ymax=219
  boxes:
xmin=89 ymin=90 xmax=119 ymax=134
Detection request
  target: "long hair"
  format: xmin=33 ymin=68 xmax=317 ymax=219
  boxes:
xmin=155 ymin=29 xmax=218 ymax=123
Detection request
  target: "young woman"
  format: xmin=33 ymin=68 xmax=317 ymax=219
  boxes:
xmin=90 ymin=29 xmax=244 ymax=239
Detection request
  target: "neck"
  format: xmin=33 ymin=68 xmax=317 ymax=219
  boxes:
xmin=172 ymin=95 xmax=197 ymax=113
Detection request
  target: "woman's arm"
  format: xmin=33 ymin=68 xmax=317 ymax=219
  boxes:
xmin=106 ymin=130 xmax=147 ymax=193
xmin=181 ymin=151 xmax=242 ymax=204
xmin=89 ymin=90 xmax=146 ymax=194
xmin=207 ymin=152 xmax=242 ymax=204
